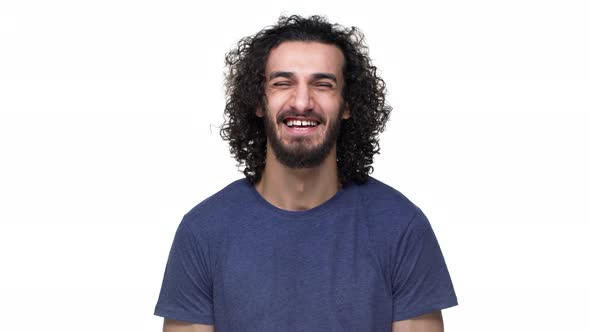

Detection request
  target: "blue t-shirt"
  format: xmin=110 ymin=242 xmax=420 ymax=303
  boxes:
xmin=154 ymin=177 xmax=457 ymax=331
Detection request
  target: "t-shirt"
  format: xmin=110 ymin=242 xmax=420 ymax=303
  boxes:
xmin=154 ymin=176 xmax=457 ymax=331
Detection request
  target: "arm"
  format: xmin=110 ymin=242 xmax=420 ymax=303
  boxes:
xmin=392 ymin=311 xmax=443 ymax=332
xmin=390 ymin=210 xmax=456 ymax=331
xmin=155 ymin=222 xmax=215 ymax=330
xmin=163 ymin=319 xmax=214 ymax=332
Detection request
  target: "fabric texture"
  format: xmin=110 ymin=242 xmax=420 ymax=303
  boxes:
xmin=154 ymin=177 xmax=457 ymax=331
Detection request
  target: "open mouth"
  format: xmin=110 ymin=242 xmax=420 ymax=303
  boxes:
xmin=283 ymin=119 xmax=320 ymax=128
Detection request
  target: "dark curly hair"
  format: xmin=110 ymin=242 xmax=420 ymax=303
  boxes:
xmin=220 ymin=14 xmax=392 ymax=185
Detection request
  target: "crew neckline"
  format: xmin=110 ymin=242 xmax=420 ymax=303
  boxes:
xmin=244 ymin=179 xmax=354 ymax=220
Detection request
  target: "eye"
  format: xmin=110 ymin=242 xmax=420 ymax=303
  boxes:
xmin=272 ymin=81 xmax=291 ymax=87
xmin=316 ymin=82 xmax=334 ymax=89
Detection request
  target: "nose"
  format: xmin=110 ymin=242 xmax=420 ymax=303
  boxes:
xmin=289 ymin=84 xmax=314 ymax=112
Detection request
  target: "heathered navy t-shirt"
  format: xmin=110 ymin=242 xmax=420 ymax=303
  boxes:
xmin=154 ymin=177 xmax=457 ymax=331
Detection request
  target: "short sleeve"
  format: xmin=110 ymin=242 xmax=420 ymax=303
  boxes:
xmin=154 ymin=219 xmax=214 ymax=324
xmin=391 ymin=209 xmax=458 ymax=321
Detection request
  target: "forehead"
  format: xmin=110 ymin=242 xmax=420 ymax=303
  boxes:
xmin=265 ymin=41 xmax=345 ymax=78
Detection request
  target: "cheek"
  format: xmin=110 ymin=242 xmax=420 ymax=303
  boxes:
xmin=316 ymin=99 xmax=344 ymax=119
xmin=264 ymin=95 xmax=287 ymax=115
xmin=313 ymin=92 xmax=341 ymax=107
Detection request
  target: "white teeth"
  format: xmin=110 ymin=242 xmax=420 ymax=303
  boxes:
xmin=286 ymin=119 xmax=318 ymax=127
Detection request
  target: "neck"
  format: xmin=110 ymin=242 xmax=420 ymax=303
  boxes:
xmin=255 ymin=145 xmax=341 ymax=211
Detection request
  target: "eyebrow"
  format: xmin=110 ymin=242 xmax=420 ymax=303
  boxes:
xmin=268 ymin=71 xmax=338 ymax=83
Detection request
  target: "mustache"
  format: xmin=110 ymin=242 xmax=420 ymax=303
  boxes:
xmin=276 ymin=109 xmax=325 ymax=123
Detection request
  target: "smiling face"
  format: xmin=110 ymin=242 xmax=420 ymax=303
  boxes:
xmin=257 ymin=41 xmax=351 ymax=169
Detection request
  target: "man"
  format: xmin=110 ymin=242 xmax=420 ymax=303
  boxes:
xmin=155 ymin=15 xmax=457 ymax=332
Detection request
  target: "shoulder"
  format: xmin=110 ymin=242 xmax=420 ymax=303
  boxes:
xmin=356 ymin=176 xmax=420 ymax=216
xmin=180 ymin=178 xmax=252 ymax=233
xmin=353 ymin=176 xmax=423 ymax=234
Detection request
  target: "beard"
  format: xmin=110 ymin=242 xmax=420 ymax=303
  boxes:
xmin=263 ymin=105 xmax=344 ymax=169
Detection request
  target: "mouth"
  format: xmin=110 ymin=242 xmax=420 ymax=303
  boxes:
xmin=283 ymin=118 xmax=320 ymax=128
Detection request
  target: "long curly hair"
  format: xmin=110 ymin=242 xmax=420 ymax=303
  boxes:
xmin=220 ymin=15 xmax=392 ymax=185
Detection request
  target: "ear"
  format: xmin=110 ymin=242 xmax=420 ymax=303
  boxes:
xmin=255 ymin=106 xmax=264 ymax=118
xmin=341 ymin=103 xmax=351 ymax=120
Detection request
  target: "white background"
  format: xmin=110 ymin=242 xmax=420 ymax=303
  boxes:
xmin=1 ymin=0 xmax=589 ymax=331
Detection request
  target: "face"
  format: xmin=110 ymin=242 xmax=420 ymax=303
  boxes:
xmin=257 ymin=41 xmax=350 ymax=168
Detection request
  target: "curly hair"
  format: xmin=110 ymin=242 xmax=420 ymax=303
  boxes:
xmin=220 ymin=15 xmax=392 ymax=185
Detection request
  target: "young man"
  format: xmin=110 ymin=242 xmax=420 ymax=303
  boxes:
xmin=155 ymin=15 xmax=457 ymax=332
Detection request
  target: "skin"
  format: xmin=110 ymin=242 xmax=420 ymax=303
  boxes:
xmin=162 ymin=41 xmax=444 ymax=332
xmin=392 ymin=311 xmax=444 ymax=332
xmin=163 ymin=319 xmax=214 ymax=332
xmin=163 ymin=311 xmax=443 ymax=332
xmin=255 ymin=41 xmax=350 ymax=211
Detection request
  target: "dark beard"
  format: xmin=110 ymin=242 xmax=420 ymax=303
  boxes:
xmin=263 ymin=106 xmax=344 ymax=169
